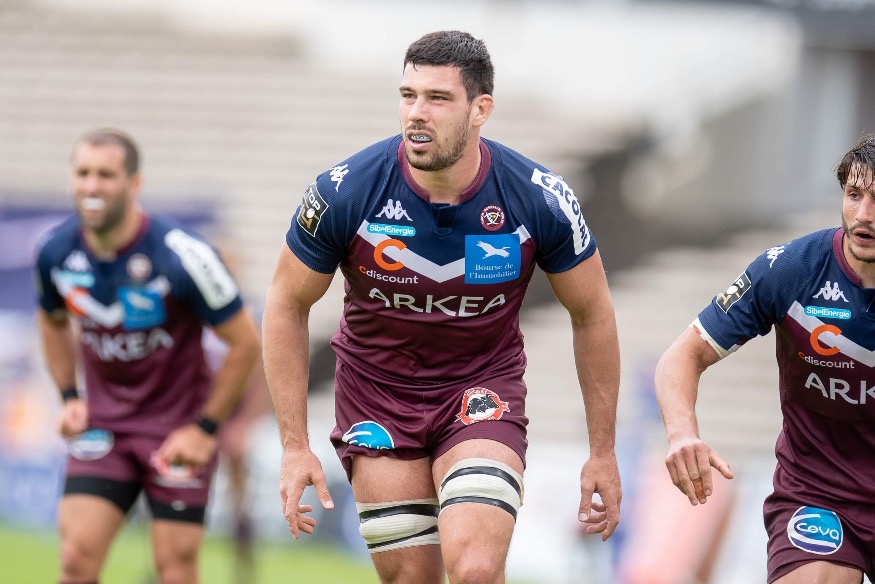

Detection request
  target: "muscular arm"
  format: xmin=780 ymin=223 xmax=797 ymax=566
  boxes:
xmin=37 ymin=308 xmax=87 ymax=437
xmin=201 ymin=308 xmax=261 ymax=423
xmin=158 ymin=307 xmax=260 ymax=467
xmin=263 ymin=244 xmax=335 ymax=537
xmin=37 ymin=309 xmax=77 ymax=391
xmin=263 ymin=244 xmax=334 ymax=449
xmin=546 ymin=250 xmax=622 ymax=539
xmin=654 ymin=326 xmax=733 ymax=504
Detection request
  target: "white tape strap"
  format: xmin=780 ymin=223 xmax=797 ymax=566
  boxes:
xmin=357 ymin=498 xmax=440 ymax=553
xmin=439 ymin=458 xmax=524 ymax=520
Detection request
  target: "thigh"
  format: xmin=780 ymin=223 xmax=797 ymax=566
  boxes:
xmin=765 ymin=494 xmax=867 ymax=583
xmin=151 ymin=519 xmax=204 ymax=571
xmin=351 ymin=455 xmax=444 ymax=584
xmin=774 ymin=562 xmax=861 ymax=584
xmin=58 ymin=493 xmax=128 ymax=570
xmin=432 ymin=439 xmax=524 ymax=573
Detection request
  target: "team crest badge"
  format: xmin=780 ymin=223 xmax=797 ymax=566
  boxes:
xmin=456 ymin=387 xmax=510 ymax=425
xmin=480 ymin=205 xmax=505 ymax=231
xmin=126 ymin=253 xmax=152 ymax=280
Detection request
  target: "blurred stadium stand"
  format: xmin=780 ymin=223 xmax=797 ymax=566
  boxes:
xmin=2 ymin=0 xmax=873 ymax=582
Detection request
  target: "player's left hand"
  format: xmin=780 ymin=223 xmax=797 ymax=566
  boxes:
xmin=157 ymin=423 xmax=217 ymax=469
xmin=578 ymin=453 xmax=622 ymax=541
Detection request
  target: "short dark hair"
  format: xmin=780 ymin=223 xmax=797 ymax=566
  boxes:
xmin=404 ymin=30 xmax=494 ymax=102
xmin=836 ymin=132 xmax=875 ymax=190
xmin=75 ymin=128 xmax=140 ymax=175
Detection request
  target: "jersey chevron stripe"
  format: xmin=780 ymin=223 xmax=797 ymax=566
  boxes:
xmin=356 ymin=221 xmax=532 ymax=283
xmin=787 ymin=301 xmax=875 ymax=367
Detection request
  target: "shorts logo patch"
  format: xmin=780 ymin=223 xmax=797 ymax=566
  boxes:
xmin=150 ymin=452 xmax=203 ymax=488
xmin=717 ymin=272 xmax=752 ymax=313
xmin=341 ymin=421 xmax=395 ymax=450
xmin=297 ymin=183 xmax=329 ymax=237
xmin=787 ymin=506 xmax=843 ymax=555
xmin=480 ymin=205 xmax=505 ymax=231
xmin=456 ymin=387 xmax=510 ymax=425
xmin=67 ymin=429 xmax=114 ymax=461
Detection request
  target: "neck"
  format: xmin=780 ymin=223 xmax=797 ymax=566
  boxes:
xmin=843 ymin=241 xmax=875 ymax=288
xmin=410 ymin=137 xmax=482 ymax=205
xmin=84 ymin=207 xmax=143 ymax=259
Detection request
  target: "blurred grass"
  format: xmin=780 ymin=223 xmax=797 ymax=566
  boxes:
xmin=0 ymin=521 xmax=381 ymax=584
xmin=1 ymin=522 xmax=537 ymax=584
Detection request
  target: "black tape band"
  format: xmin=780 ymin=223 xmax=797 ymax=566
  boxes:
xmin=61 ymin=388 xmax=80 ymax=402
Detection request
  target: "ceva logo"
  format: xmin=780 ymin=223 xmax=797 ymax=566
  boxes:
xmin=787 ymin=506 xmax=843 ymax=555
xmin=341 ymin=421 xmax=395 ymax=450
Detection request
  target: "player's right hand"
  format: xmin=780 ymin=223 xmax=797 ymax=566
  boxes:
xmin=58 ymin=399 xmax=88 ymax=438
xmin=279 ymin=447 xmax=334 ymax=539
xmin=665 ymin=436 xmax=733 ymax=506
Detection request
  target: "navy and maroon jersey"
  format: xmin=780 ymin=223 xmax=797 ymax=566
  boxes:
xmin=694 ymin=228 xmax=875 ymax=505
xmin=286 ymin=136 xmax=596 ymax=387
xmin=35 ymin=215 xmax=243 ymax=437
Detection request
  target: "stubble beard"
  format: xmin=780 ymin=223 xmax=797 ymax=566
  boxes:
xmin=79 ymin=193 xmax=128 ymax=236
xmin=842 ymin=216 xmax=875 ymax=264
xmin=406 ymin=116 xmax=470 ymax=173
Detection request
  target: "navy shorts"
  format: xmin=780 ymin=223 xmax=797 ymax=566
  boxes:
xmin=330 ymin=362 xmax=529 ymax=481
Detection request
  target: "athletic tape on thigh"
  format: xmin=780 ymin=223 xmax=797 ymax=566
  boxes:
xmin=356 ymin=498 xmax=440 ymax=553
xmin=438 ymin=458 xmax=524 ymax=520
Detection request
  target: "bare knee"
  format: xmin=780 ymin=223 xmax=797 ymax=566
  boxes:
xmin=59 ymin=537 xmax=102 ymax=581
xmin=446 ymin=554 xmax=504 ymax=584
xmin=154 ymin=544 xmax=199 ymax=584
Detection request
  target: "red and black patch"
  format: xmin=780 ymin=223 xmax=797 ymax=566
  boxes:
xmin=456 ymin=387 xmax=510 ymax=425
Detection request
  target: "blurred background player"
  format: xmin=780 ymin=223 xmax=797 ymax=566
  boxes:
xmin=656 ymin=133 xmax=875 ymax=584
xmin=203 ymin=242 xmax=274 ymax=584
xmin=35 ymin=128 xmax=260 ymax=584
xmin=263 ymin=30 xmax=622 ymax=584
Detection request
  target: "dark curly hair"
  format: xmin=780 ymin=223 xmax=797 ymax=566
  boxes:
xmin=836 ymin=132 xmax=875 ymax=190
xmin=404 ymin=30 xmax=494 ymax=102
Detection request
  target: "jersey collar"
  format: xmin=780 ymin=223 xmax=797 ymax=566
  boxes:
xmin=397 ymin=138 xmax=492 ymax=205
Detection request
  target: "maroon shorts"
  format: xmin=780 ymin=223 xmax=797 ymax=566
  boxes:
xmin=330 ymin=362 xmax=529 ymax=480
xmin=764 ymin=466 xmax=874 ymax=582
xmin=65 ymin=428 xmax=218 ymax=509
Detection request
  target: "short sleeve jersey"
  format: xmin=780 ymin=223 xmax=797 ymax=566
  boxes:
xmin=286 ymin=136 xmax=596 ymax=387
xmin=35 ymin=215 xmax=243 ymax=437
xmin=695 ymin=228 xmax=875 ymax=504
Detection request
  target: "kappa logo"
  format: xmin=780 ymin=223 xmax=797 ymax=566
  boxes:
xmin=476 ymin=240 xmax=510 ymax=259
xmin=329 ymin=164 xmax=348 ymax=191
xmin=376 ymin=199 xmax=412 ymax=221
xmin=63 ymin=250 xmax=91 ymax=273
xmin=813 ymin=281 xmax=849 ymax=303
xmin=766 ymin=245 xmax=785 ymax=267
